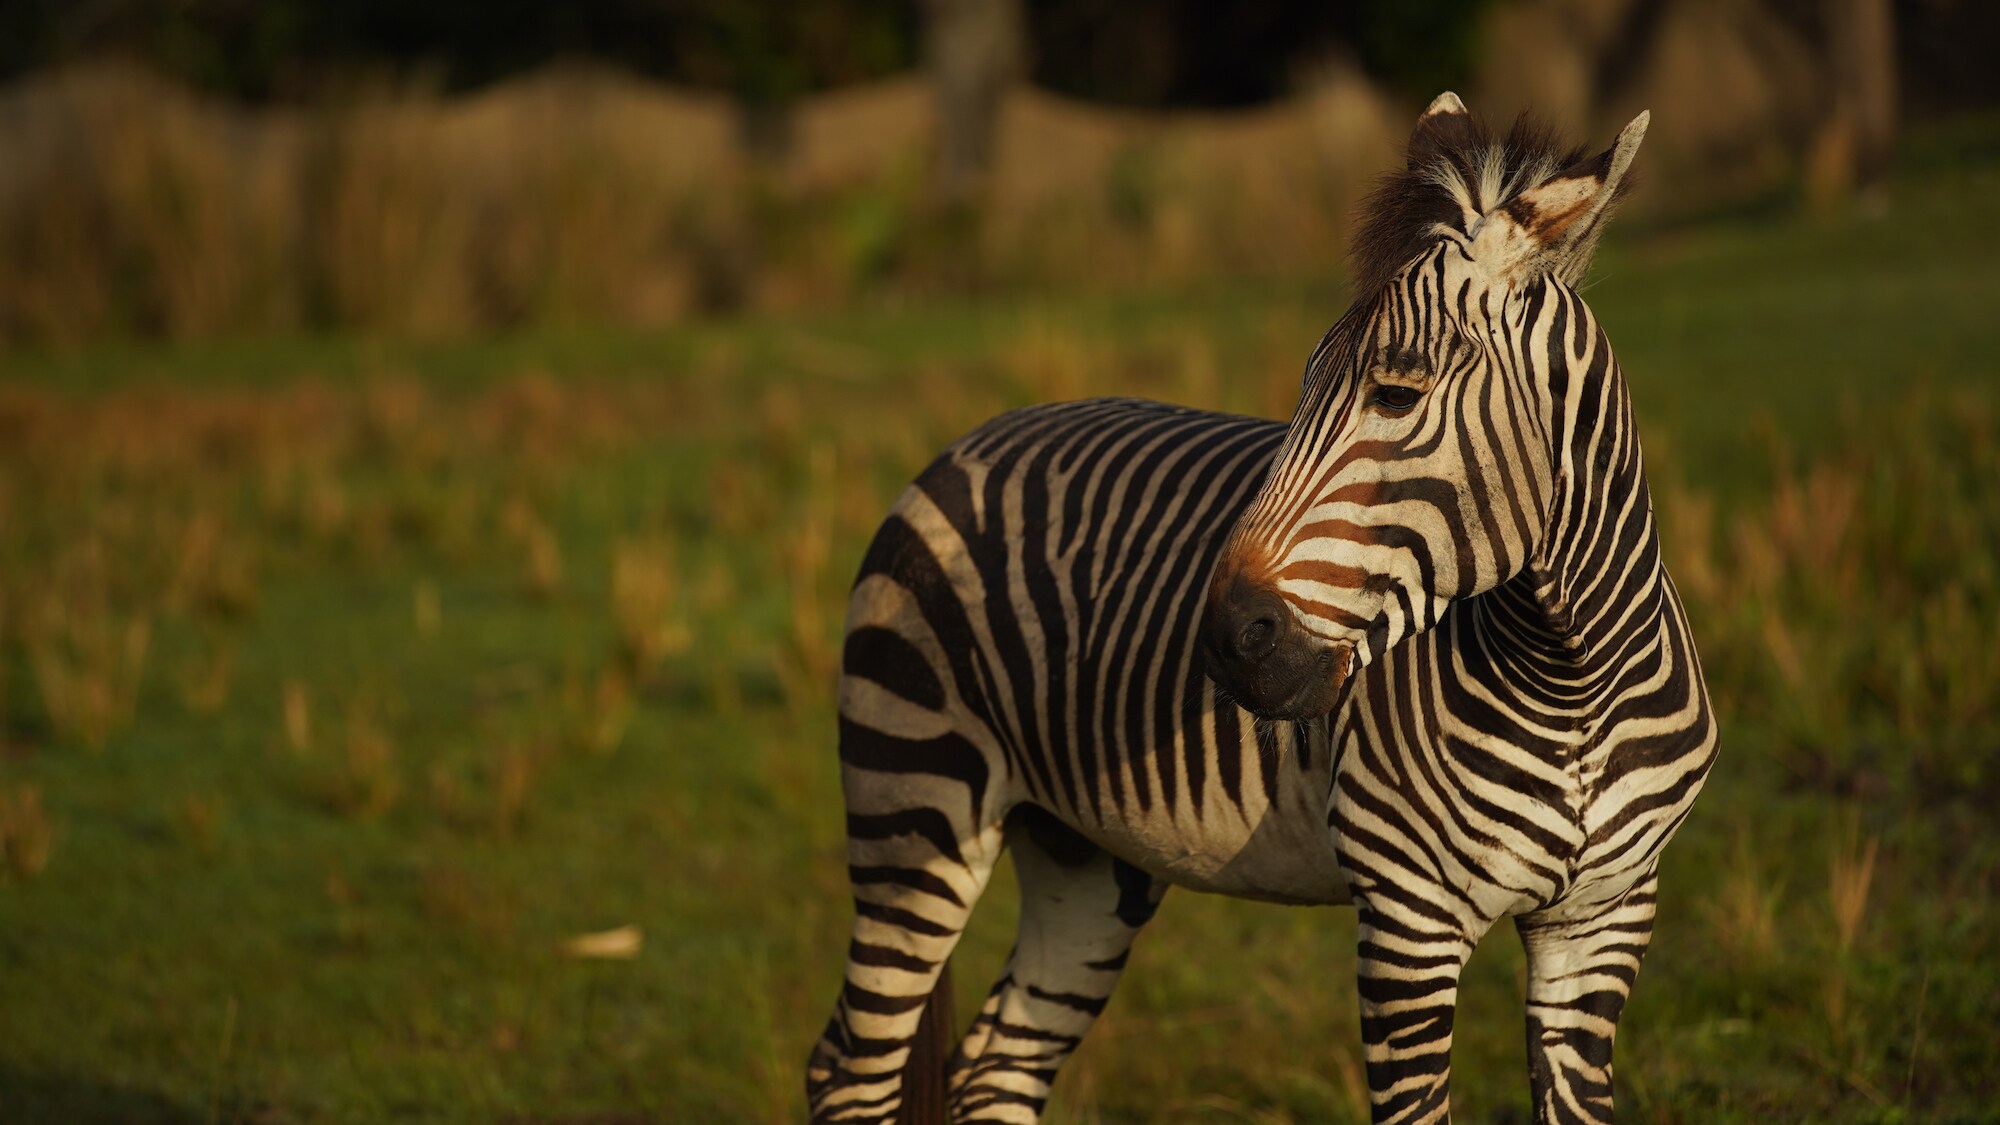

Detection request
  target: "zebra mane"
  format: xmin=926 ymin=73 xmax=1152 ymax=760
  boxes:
xmin=1348 ymin=112 xmax=1593 ymax=301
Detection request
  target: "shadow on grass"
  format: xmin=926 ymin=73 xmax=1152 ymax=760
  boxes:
xmin=0 ymin=1064 xmax=201 ymax=1124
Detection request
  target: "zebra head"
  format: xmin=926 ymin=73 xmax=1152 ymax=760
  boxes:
xmin=1202 ymin=93 xmax=1649 ymax=720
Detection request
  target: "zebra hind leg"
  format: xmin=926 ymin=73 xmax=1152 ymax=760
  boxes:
xmin=947 ymin=805 xmax=1166 ymax=1123
xmin=1515 ymin=873 xmax=1658 ymax=1125
xmin=806 ymin=786 xmax=1004 ymax=1124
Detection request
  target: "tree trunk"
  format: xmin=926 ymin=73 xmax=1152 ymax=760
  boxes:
xmin=921 ymin=0 xmax=1027 ymax=204
xmin=1809 ymin=0 xmax=1897 ymax=211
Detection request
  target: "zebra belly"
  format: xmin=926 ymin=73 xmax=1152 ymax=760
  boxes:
xmin=1052 ymin=730 xmax=1352 ymax=907
xmin=1106 ymin=800 xmax=1351 ymax=906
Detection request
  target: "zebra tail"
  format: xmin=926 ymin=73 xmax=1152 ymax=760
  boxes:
xmin=895 ymin=960 xmax=955 ymax=1125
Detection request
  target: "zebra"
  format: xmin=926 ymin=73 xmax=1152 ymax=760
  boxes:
xmin=806 ymin=93 xmax=1717 ymax=1125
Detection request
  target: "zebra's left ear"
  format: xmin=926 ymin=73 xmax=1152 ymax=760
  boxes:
xmin=1474 ymin=110 xmax=1649 ymax=286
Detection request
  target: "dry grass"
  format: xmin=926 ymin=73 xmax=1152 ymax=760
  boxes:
xmin=428 ymin=740 xmax=548 ymax=839
xmin=21 ymin=601 xmax=151 ymax=751
xmin=0 ymin=783 xmax=54 ymax=880
xmin=777 ymin=442 xmax=843 ymax=714
xmin=281 ymin=680 xmax=314 ymax=756
xmin=1824 ymin=829 xmax=1879 ymax=1030
xmin=501 ymin=496 xmax=567 ymax=600
xmin=179 ymin=794 xmax=226 ymax=856
xmin=583 ymin=670 xmax=636 ymax=757
xmin=1828 ymin=833 xmax=1878 ymax=960
xmin=1699 ymin=832 xmax=1782 ymax=967
xmin=0 ymin=63 xmax=1403 ymax=346
xmin=1814 ymin=825 xmax=1885 ymax=1103
xmin=4 ymin=312 xmax=1984 ymax=794
xmin=332 ymin=695 xmax=401 ymax=819
xmin=177 ymin=630 xmax=237 ymax=716
xmin=610 ymin=537 xmax=689 ymax=681
xmin=1659 ymin=391 xmax=2000 ymax=795
xmin=413 ymin=579 xmax=443 ymax=639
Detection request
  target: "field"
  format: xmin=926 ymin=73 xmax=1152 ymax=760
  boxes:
xmin=3 ymin=130 xmax=1999 ymax=1124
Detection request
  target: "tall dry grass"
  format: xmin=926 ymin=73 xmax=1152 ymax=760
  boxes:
xmin=0 ymin=66 xmax=303 ymax=341
xmin=3 ymin=328 xmax=1987 ymax=809
xmin=1660 ymin=389 xmax=2000 ymax=795
xmin=0 ymin=63 xmax=1398 ymax=345
xmin=610 ymin=536 xmax=691 ymax=682
xmin=0 ymin=784 xmax=53 ymax=880
xmin=0 ymin=369 xmax=677 ymax=764
xmin=18 ymin=538 xmax=153 ymax=750
xmin=0 ymin=327 xmax=1991 ymax=902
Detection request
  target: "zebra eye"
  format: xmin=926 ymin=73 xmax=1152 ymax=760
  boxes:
xmin=1372 ymin=384 xmax=1422 ymax=412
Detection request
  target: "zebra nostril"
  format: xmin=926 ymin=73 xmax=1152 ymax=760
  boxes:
xmin=1236 ymin=618 xmax=1275 ymax=660
xmin=1204 ymin=572 xmax=1288 ymax=674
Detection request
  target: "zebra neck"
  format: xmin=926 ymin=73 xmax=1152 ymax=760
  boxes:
xmin=1476 ymin=401 xmax=1668 ymax=694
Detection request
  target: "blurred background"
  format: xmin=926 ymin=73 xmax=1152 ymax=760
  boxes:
xmin=0 ymin=1 xmax=1995 ymax=1121
xmin=2 ymin=0 xmax=1995 ymax=338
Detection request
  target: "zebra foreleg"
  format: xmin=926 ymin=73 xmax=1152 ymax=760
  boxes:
xmin=807 ymin=806 xmax=1005 ymax=1125
xmin=1355 ymin=901 xmax=1486 ymax=1125
xmin=1515 ymin=873 xmax=1658 ymax=1125
xmin=947 ymin=807 xmax=1166 ymax=1123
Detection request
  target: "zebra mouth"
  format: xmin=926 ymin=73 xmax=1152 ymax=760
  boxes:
xmin=1272 ymin=642 xmax=1357 ymax=720
xmin=1215 ymin=639 xmax=1356 ymax=722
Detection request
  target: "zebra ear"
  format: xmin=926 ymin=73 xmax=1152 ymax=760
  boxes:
xmin=1408 ymin=91 xmax=1473 ymax=171
xmin=1475 ymin=110 xmax=1649 ymax=286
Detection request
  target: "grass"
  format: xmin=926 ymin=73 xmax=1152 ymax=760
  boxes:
xmin=1 ymin=138 xmax=1999 ymax=1123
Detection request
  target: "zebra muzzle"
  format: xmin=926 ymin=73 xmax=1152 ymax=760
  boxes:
xmin=1201 ymin=576 xmax=1357 ymax=720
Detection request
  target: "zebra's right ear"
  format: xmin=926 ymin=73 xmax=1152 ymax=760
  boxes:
xmin=1473 ymin=110 xmax=1649 ymax=286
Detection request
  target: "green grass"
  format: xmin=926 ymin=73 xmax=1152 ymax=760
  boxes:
xmin=2 ymin=145 xmax=1998 ymax=1124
